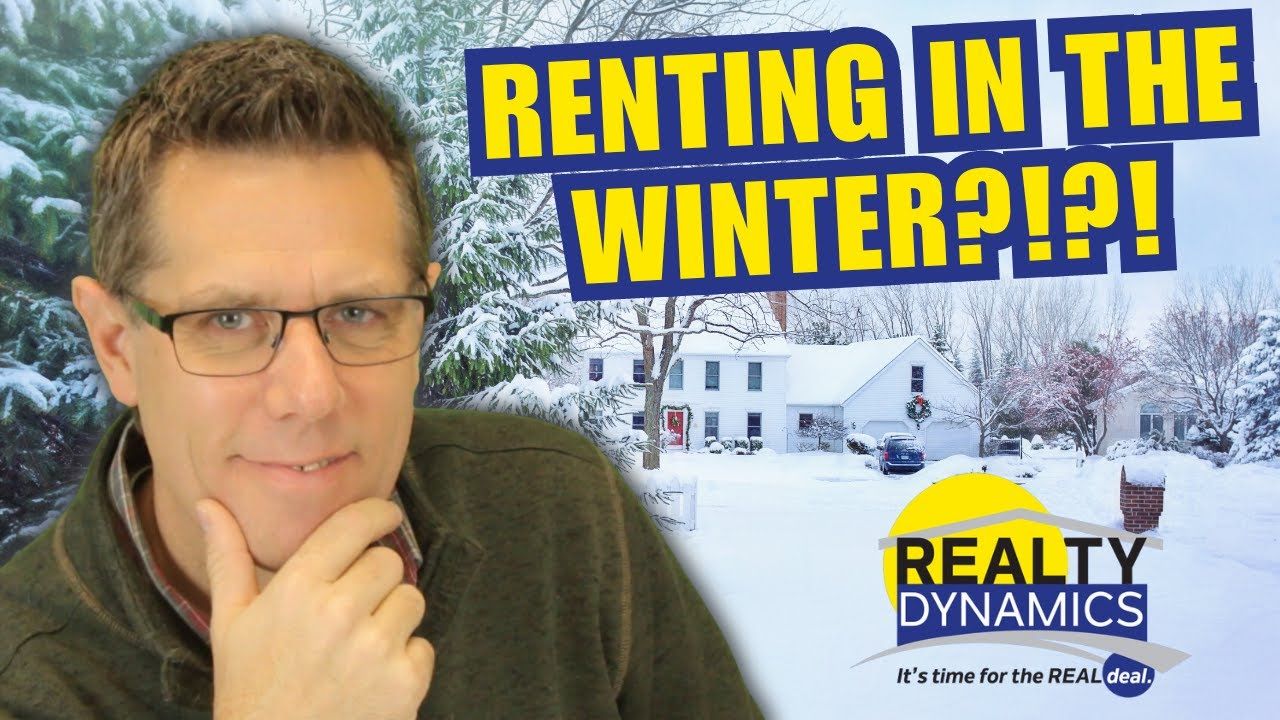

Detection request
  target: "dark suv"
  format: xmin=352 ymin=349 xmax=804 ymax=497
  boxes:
xmin=880 ymin=437 xmax=925 ymax=474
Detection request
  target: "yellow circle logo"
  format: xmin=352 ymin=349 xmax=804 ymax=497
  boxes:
xmin=882 ymin=473 xmax=1070 ymax=609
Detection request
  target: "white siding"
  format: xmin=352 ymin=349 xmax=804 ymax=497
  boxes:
xmin=843 ymin=340 xmax=978 ymax=457
xmin=785 ymin=405 xmax=844 ymax=452
xmin=578 ymin=351 xmax=789 ymax=453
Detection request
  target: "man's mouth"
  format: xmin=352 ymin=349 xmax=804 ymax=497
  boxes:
xmin=293 ymin=457 xmax=339 ymax=473
xmin=247 ymin=453 xmax=354 ymax=474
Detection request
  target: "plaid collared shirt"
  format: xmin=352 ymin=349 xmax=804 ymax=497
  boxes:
xmin=106 ymin=414 xmax=424 ymax=644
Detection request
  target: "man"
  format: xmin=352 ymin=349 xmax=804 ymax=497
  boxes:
xmin=0 ymin=33 xmax=763 ymax=719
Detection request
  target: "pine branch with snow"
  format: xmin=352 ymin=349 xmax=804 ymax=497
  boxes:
xmin=1232 ymin=309 xmax=1280 ymax=464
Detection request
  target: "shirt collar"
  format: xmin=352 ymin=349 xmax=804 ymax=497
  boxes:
xmin=105 ymin=412 xmax=425 ymax=645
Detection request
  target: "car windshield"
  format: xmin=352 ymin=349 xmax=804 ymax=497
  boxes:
xmin=888 ymin=439 xmax=923 ymax=453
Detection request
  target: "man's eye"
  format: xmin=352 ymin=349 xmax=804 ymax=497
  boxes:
xmin=338 ymin=305 xmax=378 ymax=324
xmin=210 ymin=312 xmax=252 ymax=330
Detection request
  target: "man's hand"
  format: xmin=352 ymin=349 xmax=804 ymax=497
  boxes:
xmin=197 ymin=497 xmax=434 ymax=720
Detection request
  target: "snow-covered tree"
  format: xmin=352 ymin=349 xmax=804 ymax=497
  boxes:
xmin=310 ymin=0 xmax=821 ymax=467
xmin=1232 ymin=309 xmax=1280 ymax=463
xmin=1009 ymin=333 xmax=1142 ymax=456
xmin=928 ymin=323 xmax=951 ymax=357
xmin=796 ymin=413 xmax=849 ymax=452
xmin=1147 ymin=268 xmax=1275 ymax=453
xmin=0 ymin=0 xmax=228 ymax=554
xmin=937 ymin=351 xmax=1023 ymax=457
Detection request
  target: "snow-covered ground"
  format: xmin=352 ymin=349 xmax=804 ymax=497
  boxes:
xmin=650 ymin=449 xmax=1280 ymax=718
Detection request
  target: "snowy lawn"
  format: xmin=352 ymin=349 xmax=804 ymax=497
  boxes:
xmin=649 ymin=450 xmax=1280 ymax=718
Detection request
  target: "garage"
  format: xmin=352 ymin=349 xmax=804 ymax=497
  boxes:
xmin=921 ymin=421 xmax=978 ymax=459
xmin=859 ymin=421 xmax=915 ymax=447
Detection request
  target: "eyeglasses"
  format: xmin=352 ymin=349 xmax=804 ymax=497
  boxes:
xmin=129 ymin=293 xmax=435 ymax=377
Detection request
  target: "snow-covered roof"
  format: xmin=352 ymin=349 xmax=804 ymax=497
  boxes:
xmin=579 ymin=331 xmax=790 ymax=357
xmin=786 ymin=336 xmax=919 ymax=405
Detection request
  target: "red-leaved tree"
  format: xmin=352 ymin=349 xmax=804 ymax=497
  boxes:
xmin=1009 ymin=333 xmax=1142 ymax=455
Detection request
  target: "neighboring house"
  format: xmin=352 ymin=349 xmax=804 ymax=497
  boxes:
xmin=1100 ymin=383 xmax=1199 ymax=452
xmin=785 ymin=337 xmax=979 ymax=457
xmin=579 ymin=334 xmax=791 ymax=452
xmin=576 ymin=333 xmax=980 ymax=457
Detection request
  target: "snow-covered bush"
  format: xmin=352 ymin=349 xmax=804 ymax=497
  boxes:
xmin=704 ymin=436 xmax=717 ymax=448
xmin=1030 ymin=434 xmax=1045 ymax=450
xmin=749 ymin=436 xmax=763 ymax=452
xmin=734 ymin=437 xmax=749 ymax=451
xmin=1106 ymin=430 xmax=1184 ymax=460
xmin=733 ymin=446 xmax=748 ymax=455
xmin=1049 ymin=434 xmax=1077 ymax=451
xmin=1190 ymin=446 xmax=1231 ymax=468
xmin=708 ymin=441 xmax=724 ymax=454
xmin=845 ymin=433 xmax=875 ymax=454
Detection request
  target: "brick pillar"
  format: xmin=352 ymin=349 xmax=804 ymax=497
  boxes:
xmin=1119 ymin=465 xmax=1165 ymax=534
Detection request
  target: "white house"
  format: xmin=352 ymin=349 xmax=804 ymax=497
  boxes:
xmin=784 ymin=336 xmax=979 ymax=457
xmin=579 ymin=333 xmax=791 ymax=452
xmin=576 ymin=333 xmax=980 ymax=457
xmin=1099 ymin=382 xmax=1199 ymax=453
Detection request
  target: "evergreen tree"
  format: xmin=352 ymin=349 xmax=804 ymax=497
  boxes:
xmin=0 ymin=0 xmax=216 ymax=553
xmin=928 ymin=323 xmax=950 ymax=357
xmin=313 ymin=0 xmax=643 ymax=464
xmin=967 ymin=350 xmax=984 ymax=387
xmin=1232 ymin=309 xmax=1280 ymax=463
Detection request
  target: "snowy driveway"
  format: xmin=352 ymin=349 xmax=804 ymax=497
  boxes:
xmin=654 ymin=451 xmax=1280 ymax=718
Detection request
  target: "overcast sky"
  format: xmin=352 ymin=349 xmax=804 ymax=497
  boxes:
xmin=821 ymin=0 xmax=1278 ymax=330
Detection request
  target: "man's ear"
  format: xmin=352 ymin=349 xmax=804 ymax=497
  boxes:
xmin=425 ymin=261 xmax=441 ymax=292
xmin=71 ymin=276 xmax=139 ymax=406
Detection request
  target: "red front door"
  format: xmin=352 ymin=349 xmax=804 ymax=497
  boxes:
xmin=666 ymin=410 xmax=685 ymax=447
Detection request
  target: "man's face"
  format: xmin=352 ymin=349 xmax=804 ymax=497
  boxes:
xmin=128 ymin=147 xmax=422 ymax=571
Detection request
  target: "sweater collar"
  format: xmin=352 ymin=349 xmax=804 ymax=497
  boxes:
xmin=53 ymin=408 xmax=486 ymax=710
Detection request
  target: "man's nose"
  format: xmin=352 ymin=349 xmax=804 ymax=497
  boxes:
xmin=261 ymin=316 xmax=344 ymax=421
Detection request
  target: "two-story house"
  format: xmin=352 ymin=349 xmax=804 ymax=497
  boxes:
xmin=581 ymin=334 xmax=791 ymax=452
xmin=577 ymin=333 xmax=980 ymax=457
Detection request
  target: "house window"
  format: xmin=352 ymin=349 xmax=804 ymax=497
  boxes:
xmin=588 ymin=358 xmax=603 ymax=381
xmin=631 ymin=413 xmax=645 ymax=430
xmin=705 ymin=361 xmax=720 ymax=390
xmin=747 ymin=412 xmax=762 ymax=438
xmin=798 ymin=413 xmax=813 ymax=430
xmin=1139 ymin=403 xmax=1164 ymax=438
xmin=747 ymin=361 xmax=763 ymax=391
xmin=1173 ymin=412 xmax=1196 ymax=441
xmin=911 ymin=365 xmax=925 ymax=393
xmin=705 ymin=411 xmax=719 ymax=439
xmin=632 ymin=359 xmax=645 ymax=384
xmin=669 ymin=359 xmax=684 ymax=390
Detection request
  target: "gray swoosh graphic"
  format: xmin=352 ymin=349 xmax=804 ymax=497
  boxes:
xmin=853 ymin=630 xmax=1190 ymax=671
xmin=877 ymin=509 xmax=1162 ymax=550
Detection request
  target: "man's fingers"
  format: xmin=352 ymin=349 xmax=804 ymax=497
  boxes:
xmin=372 ymin=583 xmax=427 ymax=641
xmin=405 ymin=636 xmax=436 ymax=691
xmin=284 ymin=498 xmax=404 ymax=583
xmin=331 ymin=546 xmax=408 ymax=617
xmin=198 ymin=498 xmax=259 ymax=624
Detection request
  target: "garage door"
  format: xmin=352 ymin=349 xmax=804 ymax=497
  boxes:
xmin=861 ymin=421 xmax=916 ymax=447
xmin=923 ymin=422 xmax=977 ymax=459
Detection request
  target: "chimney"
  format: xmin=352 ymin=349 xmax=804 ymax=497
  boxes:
xmin=766 ymin=291 xmax=787 ymax=332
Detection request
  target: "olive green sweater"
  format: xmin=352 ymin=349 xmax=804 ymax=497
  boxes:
xmin=0 ymin=409 xmax=764 ymax=719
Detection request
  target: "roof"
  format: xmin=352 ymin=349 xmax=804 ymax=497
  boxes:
xmin=785 ymin=336 xmax=919 ymax=405
xmin=579 ymin=331 xmax=791 ymax=357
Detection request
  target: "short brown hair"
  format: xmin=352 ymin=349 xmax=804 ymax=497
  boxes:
xmin=90 ymin=33 xmax=429 ymax=296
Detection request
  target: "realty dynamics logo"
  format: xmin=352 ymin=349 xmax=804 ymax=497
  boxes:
xmin=858 ymin=473 xmax=1189 ymax=697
